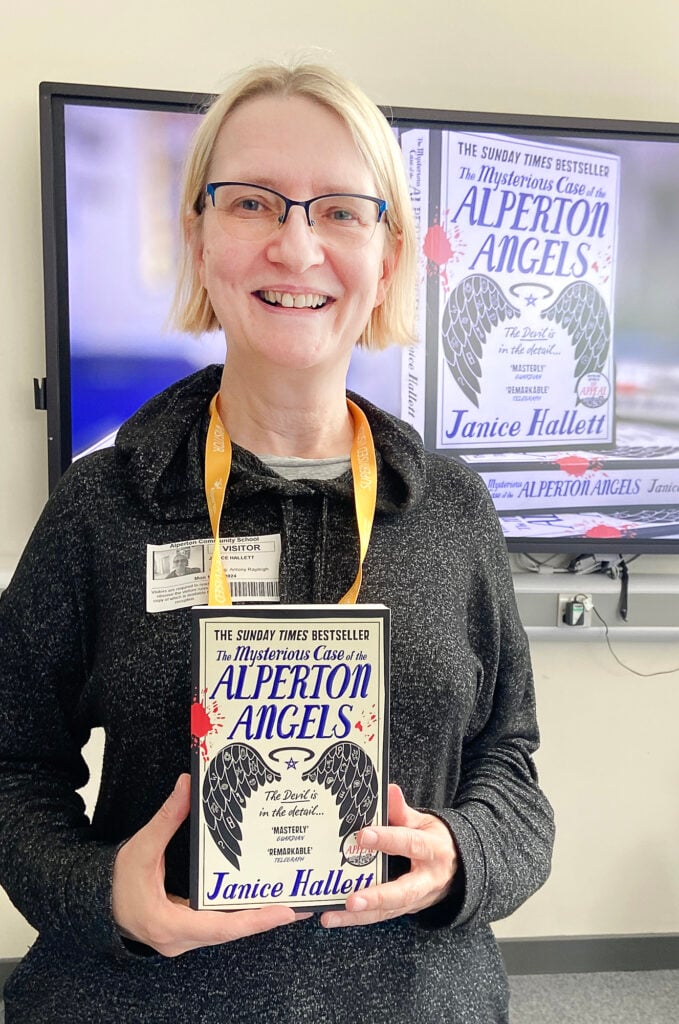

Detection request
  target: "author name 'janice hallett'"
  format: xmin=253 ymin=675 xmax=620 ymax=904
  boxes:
xmin=206 ymin=866 xmax=375 ymax=903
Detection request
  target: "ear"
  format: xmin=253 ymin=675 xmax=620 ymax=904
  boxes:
xmin=374 ymin=234 xmax=401 ymax=308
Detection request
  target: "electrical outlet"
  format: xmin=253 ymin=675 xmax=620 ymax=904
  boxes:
xmin=557 ymin=593 xmax=593 ymax=627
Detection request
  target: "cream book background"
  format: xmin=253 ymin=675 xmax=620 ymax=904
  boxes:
xmin=191 ymin=607 xmax=388 ymax=910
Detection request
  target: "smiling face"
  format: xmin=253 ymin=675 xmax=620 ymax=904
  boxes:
xmin=172 ymin=554 xmax=190 ymax=576
xmin=191 ymin=94 xmax=398 ymax=382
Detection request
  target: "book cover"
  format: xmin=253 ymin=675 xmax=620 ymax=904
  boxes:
xmin=398 ymin=129 xmax=620 ymax=454
xmin=190 ymin=605 xmax=390 ymax=911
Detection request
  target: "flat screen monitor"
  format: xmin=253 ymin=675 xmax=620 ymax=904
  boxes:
xmin=39 ymin=82 xmax=679 ymax=554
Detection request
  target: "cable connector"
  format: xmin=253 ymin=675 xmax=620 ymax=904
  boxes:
xmin=567 ymin=554 xmax=599 ymax=574
xmin=567 ymin=553 xmax=627 ymax=577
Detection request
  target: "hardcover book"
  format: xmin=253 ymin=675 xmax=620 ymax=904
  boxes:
xmin=190 ymin=605 xmax=390 ymax=911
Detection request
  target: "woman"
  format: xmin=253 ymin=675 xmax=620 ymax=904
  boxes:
xmin=0 ymin=62 xmax=554 ymax=1022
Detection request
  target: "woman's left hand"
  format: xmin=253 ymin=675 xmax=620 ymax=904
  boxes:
xmin=320 ymin=783 xmax=458 ymax=928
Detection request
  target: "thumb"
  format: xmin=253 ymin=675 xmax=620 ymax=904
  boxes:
xmin=137 ymin=774 xmax=191 ymax=860
xmin=387 ymin=783 xmax=425 ymax=829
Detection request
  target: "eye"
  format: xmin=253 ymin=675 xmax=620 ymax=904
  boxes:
xmin=313 ymin=196 xmax=373 ymax=229
xmin=232 ymin=193 xmax=276 ymax=217
xmin=215 ymin=186 xmax=281 ymax=218
xmin=237 ymin=197 xmax=266 ymax=213
xmin=329 ymin=207 xmax=358 ymax=222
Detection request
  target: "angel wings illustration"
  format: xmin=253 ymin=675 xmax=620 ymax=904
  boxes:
xmin=440 ymin=274 xmax=611 ymax=407
xmin=203 ymin=741 xmax=378 ymax=869
xmin=302 ymin=742 xmax=378 ymax=863
xmin=203 ymin=743 xmax=281 ymax=871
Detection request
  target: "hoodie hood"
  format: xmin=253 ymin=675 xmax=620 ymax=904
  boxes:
xmin=114 ymin=364 xmax=427 ymax=523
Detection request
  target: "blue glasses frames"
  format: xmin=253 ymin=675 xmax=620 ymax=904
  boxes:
xmin=201 ymin=182 xmax=388 ymax=249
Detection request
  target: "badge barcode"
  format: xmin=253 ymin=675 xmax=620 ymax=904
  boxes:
xmin=231 ymin=580 xmax=280 ymax=598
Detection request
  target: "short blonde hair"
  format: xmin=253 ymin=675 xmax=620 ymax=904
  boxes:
xmin=172 ymin=60 xmax=416 ymax=350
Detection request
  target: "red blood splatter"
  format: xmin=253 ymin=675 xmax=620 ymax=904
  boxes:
xmin=355 ymin=721 xmax=363 ymax=732
xmin=423 ymin=224 xmax=453 ymax=266
xmin=191 ymin=702 xmax=214 ymax=738
xmin=584 ymin=525 xmax=624 ymax=539
xmin=368 ymin=734 xmax=375 ymax=742
xmin=555 ymin=456 xmax=591 ymax=477
xmin=369 ymin=714 xmax=376 ymax=722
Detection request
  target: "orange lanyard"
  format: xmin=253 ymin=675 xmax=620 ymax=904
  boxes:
xmin=204 ymin=394 xmax=378 ymax=606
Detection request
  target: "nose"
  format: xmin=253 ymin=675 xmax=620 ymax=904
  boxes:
xmin=265 ymin=205 xmax=325 ymax=272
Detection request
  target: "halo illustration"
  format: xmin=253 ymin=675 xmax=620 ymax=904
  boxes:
xmin=268 ymin=746 xmax=315 ymax=763
xmin=508 ymin=282 xmax=554 ymax=300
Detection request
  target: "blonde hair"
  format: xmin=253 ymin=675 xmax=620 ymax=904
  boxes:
xmin=171 ymin=60 xmax=416 ymax=350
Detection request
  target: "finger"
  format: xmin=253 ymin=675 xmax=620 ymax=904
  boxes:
xmin=157 ymin=904 xmax=298 ymax=956
xmin=348 ymin=872 xmax=427 ymax=916
xmin=135 ymin=774 xmax=191 ymax=865
xmin=321 ymin=906 xmax=405 ymax=929
xmin=357 ymin=823 xmax=434 ymax=862
xmin=175 ymin=903 xmax=297 ymax=941
xmin=321 ymin=864 xmax=449 ymax=929
xmin=387 ymin=783 xmax=425 ymax=829
xmin=320 ymin=877 xmax=424 ymax=929
xmin=166 ymin=895 xmax=311 ymax=919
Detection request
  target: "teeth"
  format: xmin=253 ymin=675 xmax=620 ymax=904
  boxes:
xmin=260 ymin=290 xmax=328 ymax=309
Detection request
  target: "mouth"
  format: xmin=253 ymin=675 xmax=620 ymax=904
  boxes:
xmin=255 ymin=289 xmax=331 ymax=310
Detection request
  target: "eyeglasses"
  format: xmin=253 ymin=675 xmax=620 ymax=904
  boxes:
xmin=202 ymin=182 xmax=388 ymax=250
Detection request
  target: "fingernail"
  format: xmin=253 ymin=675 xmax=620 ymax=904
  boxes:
xmin=351 ymin=896 xmax=368 ymax=911
xmin=324 ymin=914 xmax=339 ymax=928
xmin=360 ymin=828 xmax=377 ymax=848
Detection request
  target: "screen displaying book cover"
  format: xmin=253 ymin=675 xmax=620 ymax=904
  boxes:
xmin=190 ymin=605 xmax=389 ymax=911
xmin=48 ymin=93 xmax=679 ymax=550
xmin=395 ymin=124 xmax=678 ymax=546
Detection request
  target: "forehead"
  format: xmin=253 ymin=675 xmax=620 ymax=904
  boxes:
xmin=208 ymin=94 xmax=376 ymax=194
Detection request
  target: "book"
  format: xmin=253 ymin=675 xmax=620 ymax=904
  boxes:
xmin=499 ymin=507 xmax=679 ymax=542
xmin=481 ymin=463 xmax=679 ymax=514
xmin=190 ymin=604 xmax=390 ymax=911
xmin=400 ymin=127 xmax=429 ymax=440
xmin=398 ymin=128 xmax=620 ymax=454
xmin=450 ymin=421 xmax=679 ymax=521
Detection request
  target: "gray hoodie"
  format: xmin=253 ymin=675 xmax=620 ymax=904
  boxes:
xmin=0 ymin=365 xmax=553 ymax=1023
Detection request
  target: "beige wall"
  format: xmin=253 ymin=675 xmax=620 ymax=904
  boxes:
xmin=1 ymin=1 xmax=678 ymax=958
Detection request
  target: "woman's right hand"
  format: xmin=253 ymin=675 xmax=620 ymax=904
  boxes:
xmin=111 ymin=773 xmax=300 ymax=957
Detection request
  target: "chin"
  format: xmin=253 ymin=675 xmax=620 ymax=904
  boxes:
xmin=248 ymin=335 xmax=353 ymax=377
